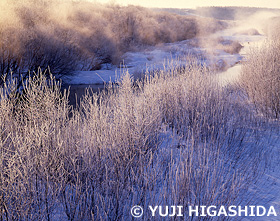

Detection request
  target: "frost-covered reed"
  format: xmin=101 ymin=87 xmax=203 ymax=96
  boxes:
xmin=0 ymin=60 xmax=265 ymax=220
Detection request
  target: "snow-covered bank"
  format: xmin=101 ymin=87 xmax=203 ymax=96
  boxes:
xmin=216 ymin=32 xmax=280 ymax=221
xmin=64 ymin=25 xmax=265 ymax=87
xmin=63 ymin=39 xmax=205 ymax=85
xmin=216 ymin=64 xmax=242 ymax=86
xmin=216 ymin=31 xmax=266 ymax=86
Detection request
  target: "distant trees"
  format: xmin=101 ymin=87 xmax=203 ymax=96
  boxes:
xmin=264 ymin=17 xmax=280 ymax=39
xmin=0 ymin=29 xmax=23 ymax=85
xmin=0 ymin=28 xmax=78 ymax=87
xmin=0 ymin=0 xmax=226 ymax=85
xmin=195 ymin=6 xmax=280 ymax=20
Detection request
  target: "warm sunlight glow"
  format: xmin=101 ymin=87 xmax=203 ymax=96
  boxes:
xmin=94 ymin=0 xmax=280 ymax=9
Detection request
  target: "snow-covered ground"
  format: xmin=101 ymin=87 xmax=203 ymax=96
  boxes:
xmin=63 ymin=31 xmax=253 ymax=85
xmin=63 ymin=24 xmax=265 ymax=87
xmin=64 ymin=41 xmax=242 ymax=85
xmin=213 ymin=30 xmax=280 ymax=221
xmin=63 ymin=39 xmax=205 ymax=85
xmin=214 ymin=29 xmax=280 ymax=221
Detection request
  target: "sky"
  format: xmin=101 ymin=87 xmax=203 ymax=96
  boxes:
xmin=93 ymin=0 xmax=280 ymax=9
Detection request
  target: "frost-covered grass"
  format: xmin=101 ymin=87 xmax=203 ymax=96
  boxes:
xmin=239 ymin=40 xmax=280 ymax=119
xmin=236 ymin=18 xmax=280 ymax=220
xmin=0 ymin=59 xmax=267 ymax=220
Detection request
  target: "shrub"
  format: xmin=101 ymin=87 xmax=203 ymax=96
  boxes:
xmin=0 ymin=62 xmax=265 ymax=219
xmin=0 ymin=71 xmax=70 ymax=220
xmin=240 ymin=40 xmax=280 ymax=119
xmin=263 ymin=16 xmax=280 ymax=39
